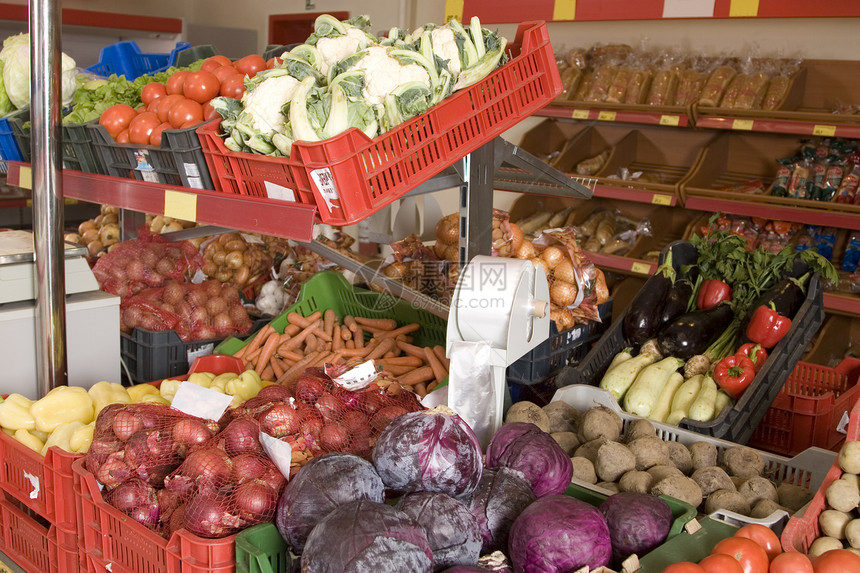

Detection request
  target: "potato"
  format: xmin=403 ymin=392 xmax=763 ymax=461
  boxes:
xmin=839 ymin=441 xmax=860 ymax=474
xmin=597 ymin=481 xmax=621 ymax=494
xmin=722 ymin=446 xmax=765 ymax=479
xmin=595 ymin=441 xmax=636 ymax=482
xmin=777 ymin=483 xmax=814 ymax=512
xmin=571 ymin=457 xmax=598 ymax=484
xmin=846 ymin=519 xmax=860 ymax=549
xmin=574 ymin=437 xmax=608 ymax=464
xmin=808 ymin=536 xmax=844 ymax=559
xmin=689 ymin=442 xmax=718 ymax=471
xmin=826 ymin=478 xmax=860 ymax=513
xmin=666 ymin=442 xmax=693 ymax=475
xmin=543 ymin=401 xmax=580 ymax=433
xmin=820 ymin=509 xmax=853 ymax=539
xmin=704 ymin=489 xmax=750 ymax=516
xmin=651 ymin=475 xmax=703 ymax=508
xmin=648 ymin=464 xmax=684 ymax=483
xmin=737 ymin=476 xmax=779 ymax=507
xmin=691 ymin=466 xmax=736 ymax=497
xmin=841 ymin=473 xmax=860 ymax=488
xmin=623 ymin=418 xmax=657 ymax=443
xmin=505 ymin=401 xmax=550 ymax=432
xmin=619 ymin=470 xmax=654 ymax=494
xmin=551 ymin=431 xmax=580 ymax=456
xmin=730 ymin=476 xmax=746 ymax=489
xmin=579 ymin=405 xmax=623 ymax=443
xmin=750 ymin=499 xmax=787 ymax=519
xmin=627 ymin=436 xmax=670 ymax=470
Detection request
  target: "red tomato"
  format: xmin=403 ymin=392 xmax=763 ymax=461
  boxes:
xmin=711 ymin=537 xmax=769 ymax=573
xmin=769 ymin=552 xmax=814 ymax=573
xmin=266 ymin=56 xmax=283 ymax=69
xmin=733 ymin=524 xmax=781 ymax=562
xmin=128 ymin=111 xmax=161 ymax=145
xmin=115 ymin=129 xmax=130 ymax=143
xmin=140 ymin=82 xmax=167 ymax=106
xmin=182 ymin=70 xmax=220 ymax=104
xmin=99 ymin=104 xmax=137 ymax=138
xmin=154 ymin=94 xmax=185 ymax=123
xmin=202 ymin=102 xmax=220 ymax=121
xmin=813 ymin=549 xmax=860 ymax=573
xmin=166 ymin=70 xmax=190 ymax=95
xmin=662 ymin=564 xmax=706 ymax=573
xmin=699 ymin=554 xmax=744 ymax=573
xmin=213 ymin=65 xmax=240 ymax=82
xmin=150 ymin=122 xmax=172 ymax=146
xmin=167 ymin=99 xmax=203 ymax=129
xmin=180 ymin=119 xmax=200 ymax=129
xmin=234 ymin=54 xmax=266 ymax=78
xmin=219 ymin=74 xmax=245 ymax=99
xmin=201 ymin=55 xmax=232 ymax=73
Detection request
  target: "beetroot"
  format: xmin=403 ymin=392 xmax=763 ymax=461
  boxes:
xmin=372 ymin=406 xmax=482 ymax=499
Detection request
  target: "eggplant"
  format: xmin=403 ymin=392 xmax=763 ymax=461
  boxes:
xmin=623 ymin=253 xmax=676 ymax=347
xmin=656 ymin=304 xmax=735 ymax=360
xmin=659 ymin=279 xmax=693 ymax=326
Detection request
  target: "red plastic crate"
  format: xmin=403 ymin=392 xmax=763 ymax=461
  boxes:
xmin=781 ymin=399 xmax=860 ymax=553
xmin=0 ymin=432 xmax=80 ymax=530
xmin=748 ymin=358 xmax=860 ymax=457
xmin=197 ymin=20 xmax=561 ymax=226
xmin=0 ymin=490 xmax=78 ymax=573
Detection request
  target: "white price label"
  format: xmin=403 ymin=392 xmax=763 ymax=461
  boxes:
xmin=171 ymin=381 xmax=233 ymax=421
xmin=310 ymin=167 xmax=339 ymax=212
xmin=260 ymin=431 xmax=293 ymax=481
xmin=335 ymin=360 xmax=379 ymax=391
xmin=264 ymin=180 xmax=296 ymax=202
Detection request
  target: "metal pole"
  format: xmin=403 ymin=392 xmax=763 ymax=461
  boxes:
xmin=31 ymin=0 xmax=68 ymax=394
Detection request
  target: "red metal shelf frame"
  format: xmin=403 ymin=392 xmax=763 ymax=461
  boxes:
xmin=536 ymin=106 xmax=691 ymax=128
xmin=822 ymin=293 xmax=860 ymax=317
xmin=694 ymin=116 xmax=860 ymax=139
xmin=0 ymin=3 xmax=182 ymax=34
xmin=5 ymin=163 xmax=317 ymax=242
xmin=682 ymin=195 xmax=860 ymax=232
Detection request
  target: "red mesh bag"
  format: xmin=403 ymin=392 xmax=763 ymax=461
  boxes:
xmin=120 ymin=279 xmax=254 ymax=341
xmin=93 ymin=237 xmax=203 ymax=298
xmin=164 ymin=416 xmax=286 ymax=539
xmin=84 ymin=403 xmax=220 ymax=533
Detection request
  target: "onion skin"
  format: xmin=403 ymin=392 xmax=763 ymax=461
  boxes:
xmin=184 ymin=494 xmax=244 ymax=538
xmin=220 ymin=417 xmax=263 ymax=456
xmin=233 ymin=480 xmax=278 ymax=523
xmin=257 ymin=404 xmax=301 ymax=438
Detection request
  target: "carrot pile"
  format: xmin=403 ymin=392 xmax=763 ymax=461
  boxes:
xmin=233 ymin=309 xmax=448 ymax=398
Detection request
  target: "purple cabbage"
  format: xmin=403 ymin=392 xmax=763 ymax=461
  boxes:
xmin=508 ymin=495 xmax=611 ymax=573
xmin=599 ymin=492 xmax=673 ymax=566
xmin=439 ymin=567 xmax=491 ymax=572
xmin=485 ymin=423 xmax=573 ymax=497
xmin=372 ymin=406 xmax=483 ymax=499
xmin=467 ymin=467 xmax=536 ymax=553
xmin=301 ymin=499 xmax=433 ymax=572
xmin=396 ymin=492 xmax=482 ymax=571
xmin=275 ymin=453 xmax=384 ymax=553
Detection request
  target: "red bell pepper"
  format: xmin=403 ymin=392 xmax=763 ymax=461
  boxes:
xmin=714 ymin=354 xmax=757 ymax=399
xmin=697 ymin=279 xmax=732 ymax=310
xmin=745 ymin=302 xmax=792 ymax=349
xmin=735 ymin=343 xmax=768 ymax=372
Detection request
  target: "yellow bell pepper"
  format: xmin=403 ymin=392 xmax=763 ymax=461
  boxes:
xmin=140 ymin=394 xmax=170 ymax=405
xmin=2 ymin=428 xmax=14 ymax=437
xmin=187 ymin=372 xmax=215 ymax=387
xmin=0 ymin=394 xmax=36 ymax=431
xmin=14 ymin=429 xmax=44 ymax=453
xmin=88 ymin=382 xmax=131 ymax=416
xmin=30 ymin=386 xmax=94 ymax=433
xmin=226 ymin=370 xmax=263 ymax=402
xmin=209 ymin=373 xmax=235 ymax=394
xmin=159 ymin=379 xmax=183 ymax=402
xmin=41 ymin=421 xmax=84 ymax=455
xmin=70 ymin=421 xmax=95 ymax=453
xmin=126 ymin=383 xmax=159 ymax=403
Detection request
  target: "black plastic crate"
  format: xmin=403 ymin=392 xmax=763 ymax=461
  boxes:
xmin=121 ymin=318 xmax=266 ymax=383
xmin=7 ymin=109 xmax=106 ymax=174
xmin=506 ymin=298 xmax=613 ymax=385
xmin=89 ymin=120 xmax=215 ymax=190
xmin=172 ymin=44 xmax=218 ymax=68
xmin=561 ymin=240 xmax=825 ymax=445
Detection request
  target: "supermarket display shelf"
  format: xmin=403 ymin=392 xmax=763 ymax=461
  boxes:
xmin=495 ymin=169 xmax=673 ymax=207
xmin=822 ymin=292 xmax=860 ymax=317
xmin=0 ymin=2 xmax=182 ymax=34
xmin=587 ymin=252 xmax=658 ymax=277
xmin=535 ymin=105 xmax=691 ymax=128
xmin=694 ymin=115 xmax=860 ymax=139
xmin=5 ymin=162 xmax=318 ymax=242
xmin=683 ymin=195 xmax=860 ymax=231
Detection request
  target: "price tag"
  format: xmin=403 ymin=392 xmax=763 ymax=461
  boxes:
xmin=651 ymin=194 xmax=673 ymax=205
xmin=813 ymin=124 xmax=837 ymax=137
xmin=164 ymin=190 xmax=197 ymax=222
xmin=17 ymin=165 xmax=32 ymax=189
xmin=310 ymin=167 xmax=340 ymax=213
xmin=597 ymin=111 xmax=617 ymax=122
xmin=659 ymin=115 xmax=681 ymax=126
xmin=443 ymin=0 xmax=464 ymax=22
xmin=552 ymin=0 xmax=577 ymax=20
xmin=260 ymin=431 xmax=293 ymax=482
xmin=631 ymin=262 xmax=652 ymax=274
xmin=572 ymin=109 xmax=589 ymax=119
xmin=732 ymin=119 xmax=755 ymax=131
xmin=171 ymin=382 xmax=233 ymax=421
xmin=729 ymin=0 xmax=759 ymax=17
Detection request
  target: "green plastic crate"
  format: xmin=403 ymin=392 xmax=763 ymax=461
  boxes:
xmin=637 ymin=517 xmax=738 ymax=572
xmin=235 ymin=523 xmax=291 ymax=573
xmin=215 ymin=271 xmax=447 ymax=355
